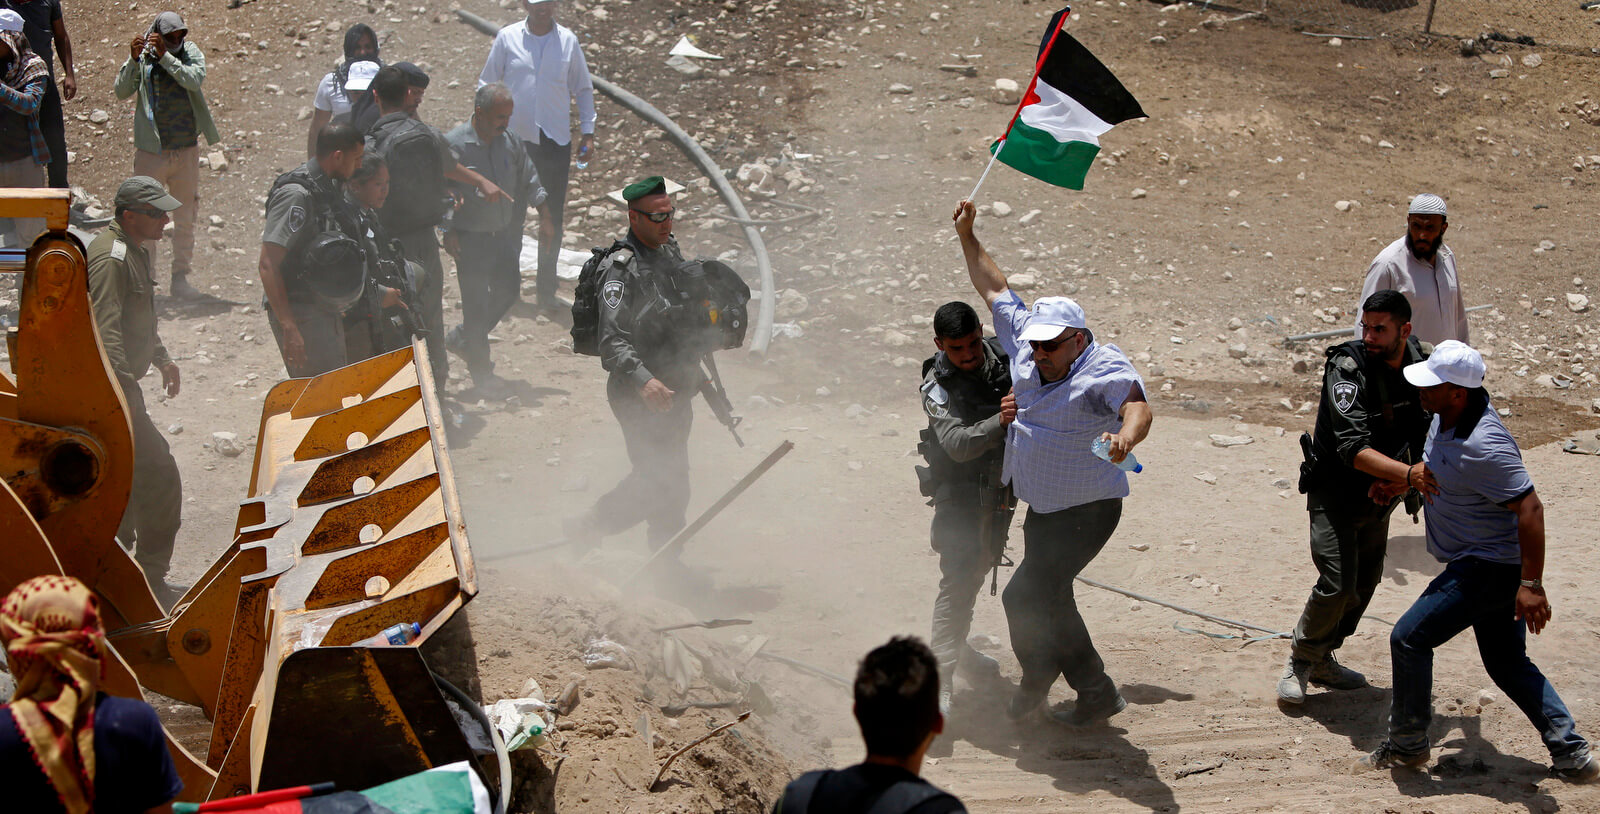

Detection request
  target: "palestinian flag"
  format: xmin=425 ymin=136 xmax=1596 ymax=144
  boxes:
xmin=993 ymin=7 xmax=1146 ymax=191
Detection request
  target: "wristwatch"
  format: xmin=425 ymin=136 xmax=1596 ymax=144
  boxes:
xmin=1520 ymin=578 xmax=1542 ymax=589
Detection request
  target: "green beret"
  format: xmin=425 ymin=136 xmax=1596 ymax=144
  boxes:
xmin=622 ymin=175 xmax=667 ymax=202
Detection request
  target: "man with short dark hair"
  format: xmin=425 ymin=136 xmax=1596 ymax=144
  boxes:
xmin=258 ymin=123 xmax=366 ymax=377
xmin=953 ymin=200 xmax=1152 ymax=727
xmin=113 ymin=11 xmax=217 ymax=299
xmin=771 ymin=637 xmax=967 ymax=814
xmin=367 ymin=64 xmax=506 ymax=400
xmin=1358 ymin=342 xmax=1598 ymax=783
xmin=1356 ymin=193 xmax=1468 ymax=345
xmin=442 ymin=83 xmax=548 ymax=396
xmin=916 ymin=300 xmax=1013 ymax=713
xmin=1278 ymin=289 xmax=1434 ymax=705
xmin=86 ymin=176 xmax=186 ymax=607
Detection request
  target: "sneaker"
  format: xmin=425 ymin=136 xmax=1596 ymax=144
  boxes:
xmin=169 ymin=275 xmax=201 ymax=300
xmin=1049 ymin=689 xmax=1127 ymax=727
xmin=1553 ymin=754 xmax=1600 ymax=784
xmin=1277 ymin=657 xmax=1312 ymax=704
xmin=1356 ymin=742 xmax=1429 ymax=772
xmin=1006 ymin=686 xmax=1047 ymax=721
xmin=1310 ymin=653 xmax=1368 ymax=690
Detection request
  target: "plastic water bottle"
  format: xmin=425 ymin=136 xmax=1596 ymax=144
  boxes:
xmin=357 ymin=622 xmax=421 ymax=647
xmin=1090 ymin=437 xmax=1143 ymax=473
xmin=575 ymin=143 xmax=590 ymax=170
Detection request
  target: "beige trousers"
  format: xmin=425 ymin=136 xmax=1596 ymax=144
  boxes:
xmin=132 ymin=146 xmax=200 ymax=280
xmin=0 ymin=157 xmax=46 ymax=248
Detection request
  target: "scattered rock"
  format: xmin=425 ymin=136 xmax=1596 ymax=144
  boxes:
xmin=991 ymin=201 xmax=1013 ymax=217
xmin=843 ymin=403 xmax=870 ymax=419
xmin=991 ymin=77 xmax=1020 ymax=105
xmin=167 ymin=423 xmax=183 ymax=435
xmin=1131 ymin=188 xmax=1148 ymax=199
xmin=666 ymin=55 xmax=703 ymax=77
xmin=1194 ymin=472 xmax=1218 ymax=485
xmin=1009 ymin=273 xmax=1037 ymax=290
xmin=1129 ymin=543 xmax=1150 ymax=552
xmin=1227 ymin=344 xmax=1249 ymax=359
xmin=1489 ymin=68 xmax=1510 ymax=79
xmin=1272 ymin=477 xmax=1293 ymax=490
xmin=1334 ymin=200 xmax=1354 ymax=212
xmin=1327 ymin=37 xmax=1342 ymax=47
xmin=1209 ymin=434 xmax=1254 ymax=447
xmin=887 ymin=82 xmax=914 ymax=95
xmin=88 ymin=109 xmax=110 ymax=124
xmin=211 ymin=431 xmax=244 ymax=458
xmin=1477 ymin=689 xmax=1498 ymax=706
xmin=207 ymin=151 xmax=229 ymax=173
xmin=1018 ymin=209 xmax=1042 ymax=225
xmin=1522 ymin=53 xmax=1542 ymax=68
xmin=776 ymin=288 xmax=809 ymax=319
xmin=1568 ymin=293 xmax=1590 ymax=312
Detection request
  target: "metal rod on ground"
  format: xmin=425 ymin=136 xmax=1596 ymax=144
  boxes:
xmin=1423 ymin=0 xmax=1438 ymax=35
xmin=1074 ymin=575 xmax=1285 ymax=637
xmin=620 ymin=440 xmax=794 ymax=586
xmin=1282 ymin=304 xmax=1492 ymax=345
xmin=753 ymin=651 xmax=852 ymax=688
xmin=455 ymin=8 xmax=777 ymax=356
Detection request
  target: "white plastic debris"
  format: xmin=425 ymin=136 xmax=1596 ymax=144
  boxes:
xmin=669 ymin=35 xmax=724 ymax=60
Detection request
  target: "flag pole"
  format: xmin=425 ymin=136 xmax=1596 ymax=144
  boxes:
xmin=967 ymin=141 xmax=1003 ymax=203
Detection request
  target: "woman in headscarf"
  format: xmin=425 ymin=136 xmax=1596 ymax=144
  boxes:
xmin=0 ymin=16 xmax=52 ymax=245
xmin=0 ymin=575 xmax=181 ymax=814
xmin=305 ymin=22 xmax=382 ymax=157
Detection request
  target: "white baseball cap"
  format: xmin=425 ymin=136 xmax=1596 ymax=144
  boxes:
xmin=1408 ymin=193 xmax=1447 ymax=217
xmin=0 ymin=9 xmax=25 ymax=32
xmin=344 ymin=60 xmax=379 ymax=91
xmin=1016 ymin=296 xmax=1088 ymax=343
xmin=1404 ymin=340 xmax=1485 ymax=389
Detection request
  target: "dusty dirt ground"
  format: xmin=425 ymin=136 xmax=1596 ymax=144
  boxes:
xmin=10 ymin=0 xmax=1600 ymax=811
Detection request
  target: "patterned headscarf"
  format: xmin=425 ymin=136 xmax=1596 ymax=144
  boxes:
xmin=1 ymin=28 xmax=48 ymax=92
xmin=1 ymin=575 xmax=107 ymax=814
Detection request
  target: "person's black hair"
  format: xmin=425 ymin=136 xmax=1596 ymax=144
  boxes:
xmin=333 ymin=23 xmax=382 ymax=88
xmin=316 ymin=122 xmax=363 ymax=158
xmin=371 ymin=65 xmax=409 ymax=109
xmin=1361 ymin=289 xmax=1412 ymax=324
xmin=350 ymin=151 xmax=387 ymax=185
xmin=933 ymin=301 xmax=981 ymax=340
xmin=853 ymin=636 xmax=940 ymax=759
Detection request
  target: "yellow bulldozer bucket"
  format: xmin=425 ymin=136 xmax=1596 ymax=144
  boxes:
xmin=0 ymin=188 xmax=481 ymax=801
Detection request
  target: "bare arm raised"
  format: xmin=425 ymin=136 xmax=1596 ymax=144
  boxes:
xmin=952 ymin=200 xmax=1009 ymax=308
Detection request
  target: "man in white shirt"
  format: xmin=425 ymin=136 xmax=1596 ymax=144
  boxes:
xmin=1355 ymin=193 xmax=1469 ymax=345
xmin=478 ymin=0 xmax=596 ymax=311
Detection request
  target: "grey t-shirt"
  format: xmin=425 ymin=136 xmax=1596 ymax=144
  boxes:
xmin=1422 ymin=397 xmax=1533 ymax=566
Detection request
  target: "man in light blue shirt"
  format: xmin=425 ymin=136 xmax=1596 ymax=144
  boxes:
xmin=1358 ymin=341 xmax=1597 ymax=783
xmin=953 ymin=200 xmax=1151 ymax=727
xmin=478 ymin=0 xmax=596 ymax=312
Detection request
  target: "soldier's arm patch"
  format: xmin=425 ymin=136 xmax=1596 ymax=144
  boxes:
xmin=1332 ymin=381 xmax=1358 ymax=414
xmin=110 ymin=241 xmax=127 ymax=261
xmin=601 ymin=279 xmax=624 ymax=310
xmin=922 ymin=380 xmax=951 ymax=419
xmin=287 ymin=205 xmax=307 ymax=233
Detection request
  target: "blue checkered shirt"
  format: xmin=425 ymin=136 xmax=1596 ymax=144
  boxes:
xmin=993 ymin=290 xmax=1145 ymax=513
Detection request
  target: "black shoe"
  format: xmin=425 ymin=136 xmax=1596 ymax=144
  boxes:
xmin=169 ymin=275 xmax=202 ymax=300
xmin=472 ymin=372 xmax=511 ymax=400
xmin=1006 ymin=685 xmax=1048 ymax=721
xmin=1355 ymin=742 xmax=1429 ymax=772
xmin=1050 ymin=689 xmax=1127 ymax=727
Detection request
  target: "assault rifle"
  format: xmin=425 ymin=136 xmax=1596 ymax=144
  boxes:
xmin=977 ymin=464 xmax=1017 ymax=596
xmin=699 ymin=354 xmax=744 ymax=447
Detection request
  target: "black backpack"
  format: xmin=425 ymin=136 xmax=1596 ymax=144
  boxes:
xmin=366 ymin=117 xmax=451 ymax=234
xmin=570 ymin=240 xmax=632 ymax=356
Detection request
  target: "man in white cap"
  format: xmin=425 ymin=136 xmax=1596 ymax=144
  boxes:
xmin=1358 ymin=341 xmax=1598 ymax=783
xmin=1355 ymin=192 xmax=1468 ymax=345
xmin=953 ymin=200 xmax=1152 ymax=727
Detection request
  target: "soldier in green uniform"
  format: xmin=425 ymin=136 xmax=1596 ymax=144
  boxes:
xmin=85 ymin=176 xmax=186 ymax=608
xmin=567 ymin=176 xmax=701 ymax=555
xmin=1277 ymin=289 xmax=1435 ymax=705
xmin=917 ymin=302 xmax=1015 ymax=714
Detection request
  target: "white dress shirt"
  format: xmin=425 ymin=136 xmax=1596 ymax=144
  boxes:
xmin=478 ymin=21 xmax=596 ymax=146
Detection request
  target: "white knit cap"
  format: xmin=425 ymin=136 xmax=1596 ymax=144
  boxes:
xmin=1408 ymin=193 xmax=1447 ymax=217
xmin=0 ymin=9 xmax=25 ymax=32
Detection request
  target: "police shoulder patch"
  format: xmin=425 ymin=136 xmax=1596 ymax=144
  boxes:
xmin=921 ymin=380 xmax=950 ymax=419
xmin=601 ymin=279 xmax=624 ymax=310
xmin=1332 ymin=381 xmax=1358 ymax=414
xmin=287 ymin=205 xmax=307 ymax=234
xmin=110 ymin=241 xmax=127 ymax=261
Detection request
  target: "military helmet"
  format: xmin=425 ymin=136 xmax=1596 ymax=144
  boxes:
xmin=303 ymin=232 xmax=367 ymax=310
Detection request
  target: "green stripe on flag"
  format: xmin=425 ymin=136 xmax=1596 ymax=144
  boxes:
xmin=992 ymin=120 xmax=1101 ymax=191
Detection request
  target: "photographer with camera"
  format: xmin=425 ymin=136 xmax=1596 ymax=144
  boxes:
xmin=113 ymin=11 xmax=216 ymax=300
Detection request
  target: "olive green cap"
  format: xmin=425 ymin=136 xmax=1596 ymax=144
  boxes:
xmin=622 ymin=175 xmax=667 ymax=202
xmin=115 ymin=176 xmax=182 ymax=211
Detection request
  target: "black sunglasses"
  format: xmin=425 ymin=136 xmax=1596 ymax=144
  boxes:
xmin=630 ymin=208 xmax=674 ymax=224
xmin=1029 ymin=332 xmax=1078 ymax=353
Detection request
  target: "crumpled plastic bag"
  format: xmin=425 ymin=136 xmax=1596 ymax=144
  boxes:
xmin=582 ymin=637 xmax=632 ymax=670
xmin=485 ymin=679 xmax=555 ymax=752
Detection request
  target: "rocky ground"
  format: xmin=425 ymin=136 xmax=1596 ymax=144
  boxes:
xmin=6 ymin=0 xmax=1600 ymax=811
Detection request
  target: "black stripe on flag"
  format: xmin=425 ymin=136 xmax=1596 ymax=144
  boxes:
xmin=1034 ymin=9 xmax=1146 ymax=127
